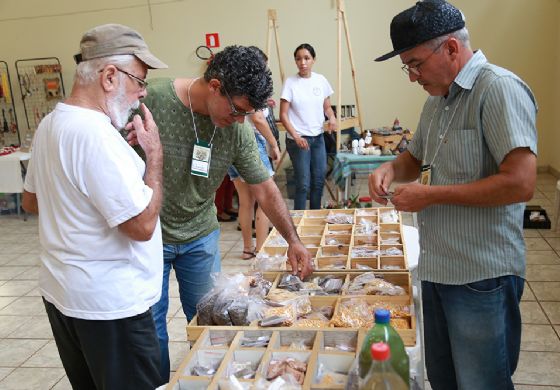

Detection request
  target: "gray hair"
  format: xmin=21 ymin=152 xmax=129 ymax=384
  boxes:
xmin=424 ymin=27 xmax=471 ymax=51
xmin=75 ymin=54 xmax=135 ymax=84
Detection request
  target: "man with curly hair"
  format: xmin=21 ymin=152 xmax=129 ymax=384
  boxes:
xmin=135 ymin=45 xmax=313 ymax=381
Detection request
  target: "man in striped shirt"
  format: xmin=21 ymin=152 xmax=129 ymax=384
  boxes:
xmin=370 ymin=1 xmax=537 ymax=389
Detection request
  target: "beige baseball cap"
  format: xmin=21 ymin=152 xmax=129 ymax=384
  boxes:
xmin=74 ymin=23 xmax=168 ymax=69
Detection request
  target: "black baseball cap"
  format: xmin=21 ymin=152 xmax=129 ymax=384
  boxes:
xmin=375 ymin=0 xmax=465 ymax=62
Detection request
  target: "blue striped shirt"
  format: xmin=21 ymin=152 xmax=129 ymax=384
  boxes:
xmin=407 ymin=50 xmax=538 ymax=284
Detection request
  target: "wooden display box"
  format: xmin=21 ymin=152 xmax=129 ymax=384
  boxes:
xmin=265 ymin=271 xmax=411 ymax=297
xmin=186 ymin=271 xmax=415 ymax=346
xmin=168 ymin=328 xmax=365 ymax=390
xmin=259 ymin=207 xmax=408 ymax=272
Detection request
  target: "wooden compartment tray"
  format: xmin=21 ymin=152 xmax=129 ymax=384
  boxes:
xmin=258 ymin=207 xmax=408 ymax=272
xmin=186 ymin=272 xmax=415 ymax=346
xmin=168 ymin=328 xmax=366 ymax=390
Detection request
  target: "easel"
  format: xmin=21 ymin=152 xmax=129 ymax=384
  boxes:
xmin=265 ymin=10 xmax=291 ymax=174
xmin=336 ymin=0 xmax=364 ymax=151
xmin=266 ymin=10 xmax=286 ymax=86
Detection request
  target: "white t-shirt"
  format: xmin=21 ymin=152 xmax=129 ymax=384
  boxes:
xmin=24 ymin=103 xmax=163 ymax=320
xmin=281 ymin=72 xmax=333 ymax=137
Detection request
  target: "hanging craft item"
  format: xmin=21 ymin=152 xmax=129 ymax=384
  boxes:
xmin=34 ymin=64 xmax=61 ymax=74
xmin=44 ymin=77 xmax=62 ymax=99
xmin=2 ymin=109 xmax=9 ymax=133
xmin=1 ymin=71 xmax=11 ymax=105
xmin=8 ymin=108 xmax=16 ymax=133
xmin=19 ymin=72 xmax=32 ymax=99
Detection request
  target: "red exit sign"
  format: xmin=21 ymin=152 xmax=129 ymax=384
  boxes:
xmin=205 ymin=33 xmax=220 ymax=48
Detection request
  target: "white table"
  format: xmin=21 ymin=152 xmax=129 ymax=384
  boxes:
xmin=402 ymin=226 xmax=425 ymax=388
xmin=0 ymin=151 xmax=31 ymax=217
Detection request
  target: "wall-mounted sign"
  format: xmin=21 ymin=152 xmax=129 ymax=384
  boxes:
xmin=205 ymin=33 xmax=220 ymax=48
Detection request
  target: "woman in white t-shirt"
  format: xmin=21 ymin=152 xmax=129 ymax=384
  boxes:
xmin=280 ymin=43 xmax=337 ymax=210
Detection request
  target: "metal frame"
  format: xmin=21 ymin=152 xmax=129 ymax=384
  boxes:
xmin=15 ymin=57 xmax=66 ymax=131
xmin=0 ymin=60 xmax=21 ymax=146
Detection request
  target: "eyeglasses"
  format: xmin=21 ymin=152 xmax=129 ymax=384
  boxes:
xmin=223 ymin=88 xmax=255 ymax=117
xmin=401 ymin=40 xmax=447 ymax=76
xmin=114 ymin=67 xmax=148 ymax=90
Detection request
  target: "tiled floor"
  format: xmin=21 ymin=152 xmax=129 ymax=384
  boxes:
xmin=0 ymin=173 xmax=559 ymax=389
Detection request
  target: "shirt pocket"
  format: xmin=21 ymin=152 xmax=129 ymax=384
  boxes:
xmin=438 ymin=128 xmax=480 ymax=183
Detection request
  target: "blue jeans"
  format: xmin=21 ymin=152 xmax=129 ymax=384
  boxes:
xmin=152 ymin=229 xmax=221 ymax=382
xmin=286 ymin=134 xmax=327 ymax=210
xmin=422 ymin=276 xmax=524 ymax=390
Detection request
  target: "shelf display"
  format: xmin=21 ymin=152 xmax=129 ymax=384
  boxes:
xmin=167 ymin=205 xmax=422 ymax=389
xmin=186 ymin=270 xmax=416 ymax=347
xmin=169 ymin=328 xmax=364 ymax=389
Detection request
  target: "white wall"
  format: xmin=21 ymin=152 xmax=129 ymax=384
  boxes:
xmin=0 ymin=0 xmax=558 ymax=169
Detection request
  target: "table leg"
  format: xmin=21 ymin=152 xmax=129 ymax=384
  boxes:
xmin=15 ymin=193 xmax=27 ymax=221
xmin=16 ymin=193 xmax=20 ymax=217
xmin=344 ymin=175 xmax=350 ymax=203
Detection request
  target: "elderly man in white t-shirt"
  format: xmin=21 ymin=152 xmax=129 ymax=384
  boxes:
xmin=22 ymin=24 xmax=167 ymax=390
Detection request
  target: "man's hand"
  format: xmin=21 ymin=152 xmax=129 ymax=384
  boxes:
xmin=368 ymin=162 xmax=396 ymax=205
xmin=287 ymin=241 xmax=314 ymax=279
xmin=125 ymin=104 xmax=161 ymax=157
xmin=391 ymin=182 xmax=432 ymax=212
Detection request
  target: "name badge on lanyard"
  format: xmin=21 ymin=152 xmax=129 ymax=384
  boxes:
xmin=420 ymin=164 xmax=432 ymax=186
xmin=191 ymin=140 xmax=212 ymax=178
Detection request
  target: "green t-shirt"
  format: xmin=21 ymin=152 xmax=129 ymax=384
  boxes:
xmin=142 ymin=77 xmax=270 ymax=244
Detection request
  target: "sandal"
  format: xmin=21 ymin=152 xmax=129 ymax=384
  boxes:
xmin=226 ymin=209 xmax=239 ymax=217
xmin=242 ymin=249 xmax=256 ymax=260
xmin=217 ymin=212 xmax=236 ymax=222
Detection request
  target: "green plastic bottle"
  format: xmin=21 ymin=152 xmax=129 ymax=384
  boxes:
xmin=359 ymin=309 xmax=409 ymax=387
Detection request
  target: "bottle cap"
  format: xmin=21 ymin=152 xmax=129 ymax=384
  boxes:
xmin=374 ymin=308 xmax=391 ymax=324
xmin=371 ymin=342 xmax=391 ymax=361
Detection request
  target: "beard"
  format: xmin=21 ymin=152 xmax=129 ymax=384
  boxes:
xmin=107 ymin=82 xmax=140 ymax=129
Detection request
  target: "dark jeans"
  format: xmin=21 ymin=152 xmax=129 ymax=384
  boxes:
xmin=286 ymin=134 xmax=327 ymax=210
xmin=422 ymin=276 xmax=524 ymax=390
xmin=43 ymin=298 xmax=163 ymax=390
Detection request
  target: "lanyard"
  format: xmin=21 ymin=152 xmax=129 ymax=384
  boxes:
xmin=187 ymin=77 xmax=217 ymax=146
xmin=423 ymin=90 xmax=465 ymax=166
